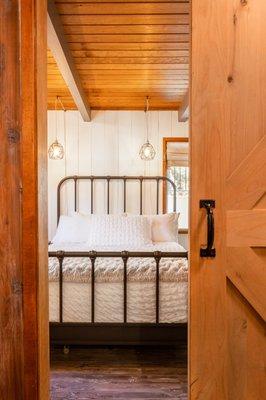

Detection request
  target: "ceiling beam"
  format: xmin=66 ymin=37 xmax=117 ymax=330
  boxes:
xmin=178 ymin=90 xmax=189 ymax=122
xmin=47 ymin=0 xmax=91 ymax=121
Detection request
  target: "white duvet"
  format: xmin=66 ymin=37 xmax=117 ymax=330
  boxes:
xmin=48 ymin=242 xmax=188 ymax=323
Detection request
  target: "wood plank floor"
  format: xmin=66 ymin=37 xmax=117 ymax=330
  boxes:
xmin=50 ymin=345 xmax=187 ymax=399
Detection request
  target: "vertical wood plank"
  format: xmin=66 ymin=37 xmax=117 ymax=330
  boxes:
xmin=78 ymin=112 xmax=92 ymax=214
xmin=21 ymin=0 xmax=49 ymax=398
xmin=65 ymin=111 xmax=79 ymax=215
xmin=144 ymin=111 xmax=159 ymax=214
xmin=158 ymin=111 xmax=172 ymax=212
xmin=190 ymin=1 xmax=228 ymax=399
xmin=0 ymin=1 xmax=24 ymax=398
xmin=48 ymin=111 xmax=66 ymax=238
xmin=129 ymin=111 xmax=146 ymax=213
xmin=118 ymin=111 xmax=132 ymax=212
xmin=0 ymin=0 xmax=49 ymax=398
xmin=91 ymin=111 xmax=106 ymax=213
xmin=104 ymin=111 xmax=119 ymax=213
xmin=35 ymin=2 xmax=49 ymax=396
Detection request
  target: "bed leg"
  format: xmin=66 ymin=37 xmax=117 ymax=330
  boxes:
xmin=63 ymin=345 xmax=70 ymax=355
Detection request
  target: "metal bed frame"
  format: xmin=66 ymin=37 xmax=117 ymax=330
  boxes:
xmin=49 ymin=176 xmax=188 ymax=345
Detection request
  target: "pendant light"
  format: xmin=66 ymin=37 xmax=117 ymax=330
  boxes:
xmin=48 ymin=96 xmax=65 ymax=160
xmin=139 ymin=96 xmax=156 ymax=161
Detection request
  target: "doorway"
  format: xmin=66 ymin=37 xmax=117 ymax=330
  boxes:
xmin=47 ymin=0 xmax=190 ymax=397
xmin=48 ymin=112 xmax=189 ymax=399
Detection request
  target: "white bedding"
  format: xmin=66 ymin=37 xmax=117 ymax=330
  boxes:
xmin=48 ymin=242 xmax=188 ymax=323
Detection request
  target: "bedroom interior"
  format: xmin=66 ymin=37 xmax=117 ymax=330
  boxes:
xmin=47 ymin=1 xmax=190 ymax=397
xmin=1 ymin=1 xmax=265 ymax=399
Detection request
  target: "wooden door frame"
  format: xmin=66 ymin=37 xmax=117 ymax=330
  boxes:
xmin=162 ymin=137 xmax=189 ymax=234
xmin=0 ymin=1 xmax=49 ymax=399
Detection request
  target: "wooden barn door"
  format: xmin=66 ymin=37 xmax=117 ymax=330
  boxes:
xmin=190 ymin=1 xmax=266 ymax=399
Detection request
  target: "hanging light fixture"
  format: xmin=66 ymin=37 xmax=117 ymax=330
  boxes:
xmin=139 ymin=96 xmax=156 ymax=161
xmin=48 ymin=96 xmax=65 ymax=160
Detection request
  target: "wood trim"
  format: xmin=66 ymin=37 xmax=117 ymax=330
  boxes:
xmin=47 ymin=0 xmax=91 ymax=121
xmin=56 ymin=2 xmax=189 ymax=15
xmin=22 ymin=0 xmax=49 ymax=398
xmin=162 ymin=137 xmax=189 ymax=214
xmin=0 ymin=0 xmax=49 ymax=398
xmin=0 ymin=2 xmax=24 ymax=397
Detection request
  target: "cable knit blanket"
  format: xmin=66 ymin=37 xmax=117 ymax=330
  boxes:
xmin=48 ymin=242 xmax=188 ymax=284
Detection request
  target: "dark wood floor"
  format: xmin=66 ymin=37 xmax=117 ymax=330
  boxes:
xmin=50 ymin=345 xmax=187 ymax=400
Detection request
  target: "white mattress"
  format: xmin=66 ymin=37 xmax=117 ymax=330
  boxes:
xmin=49 ymin=242 xmax=188 ymax=323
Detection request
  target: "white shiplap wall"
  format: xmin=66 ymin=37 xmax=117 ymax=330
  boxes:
xmin=48 ymin=110 xmax=189 ymax=240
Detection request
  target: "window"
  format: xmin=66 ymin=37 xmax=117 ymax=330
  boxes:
xmin=163 ymin=138 xmax=189 ymax=231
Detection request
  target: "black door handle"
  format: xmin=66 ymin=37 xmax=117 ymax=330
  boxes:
xmin=200 ymin=199 xmax=216 ymax=257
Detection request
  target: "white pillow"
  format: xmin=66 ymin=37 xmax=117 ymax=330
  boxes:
xmin=86 ymin=214 xmax=152 ymax=247
xmin=149 ymin=213 xmax=179 ymax=242
xmin=126 ymin=212 xmax=179 ymax=242
xmin=52 ymin=215 xmax=90 ymax=244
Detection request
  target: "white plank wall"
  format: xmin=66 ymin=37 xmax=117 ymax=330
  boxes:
xmin=48 ymin=110 xmax=189 ymax=240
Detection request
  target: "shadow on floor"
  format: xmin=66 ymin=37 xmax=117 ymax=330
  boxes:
xmin=50 ymin=344 xmax=188 ymax=400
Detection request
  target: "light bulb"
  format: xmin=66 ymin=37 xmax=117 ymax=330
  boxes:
xmin=139 ymin=141 xmax=156 ymax=161
xmin=48 ymin=139 xmax=64 ymax=160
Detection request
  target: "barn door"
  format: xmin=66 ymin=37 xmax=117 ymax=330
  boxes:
xmin=190 ymin=1 xmax=266 ymax=399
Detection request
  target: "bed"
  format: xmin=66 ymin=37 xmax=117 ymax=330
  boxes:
xmin=49 ymin=175 xmax=188 ymax=345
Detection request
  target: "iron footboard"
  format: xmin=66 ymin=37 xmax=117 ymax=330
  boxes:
xmin=49 ymin=251 xmax=188 ymax=344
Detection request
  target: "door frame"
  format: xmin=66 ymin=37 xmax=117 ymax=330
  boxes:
xmin=7 ymin=0 xmax=266 ymax=399
xmin=2 ymin=0 xmax=193 ymax=398
xmin=2 ymin=0 xmax=265 ymax=398
xmin=0 ymin=0 xmax=49 ymax=398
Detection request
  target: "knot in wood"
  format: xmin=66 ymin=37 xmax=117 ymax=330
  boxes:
xmin=8 ymin=129 xmax=20 ymax=144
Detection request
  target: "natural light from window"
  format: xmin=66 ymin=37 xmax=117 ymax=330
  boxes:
xmin=166 ymin=139 xmax=189 ymax=230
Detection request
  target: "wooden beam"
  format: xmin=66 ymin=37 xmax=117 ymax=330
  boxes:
xmin=178 ymin=90 xmax=189 ymax=122
xmin=47 ymin=0 xmax=91 ymax=121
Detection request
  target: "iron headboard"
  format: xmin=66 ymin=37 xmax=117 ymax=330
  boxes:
xmin=57 ymin=175 xmax=177 ymax=224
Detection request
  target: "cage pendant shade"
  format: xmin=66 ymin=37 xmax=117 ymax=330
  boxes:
xmin=48 ymin=139 xmax=64 ymax=160
xmin=139 ymin=140 xmax=156 ymax=161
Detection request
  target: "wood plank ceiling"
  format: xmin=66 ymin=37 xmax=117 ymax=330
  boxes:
xmin=47 ymin=0 xmax=190 ymax=111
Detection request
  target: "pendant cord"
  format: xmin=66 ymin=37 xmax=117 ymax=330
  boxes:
xmin=55 ymin=97 xmax=58 ymax=141
xmin=145 ymin=96 xmax=149 ymax=142
xmin=55 ymin=96 xmax=66 ymax=142
xmin=63 ymin=105 xmax=66 ymax=149
xmin=57 ymin=95 xmax=66 ymax=112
